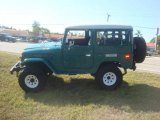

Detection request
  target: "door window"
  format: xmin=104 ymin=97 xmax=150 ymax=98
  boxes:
xmin=66 ymin=30 xmax=91 ymax=46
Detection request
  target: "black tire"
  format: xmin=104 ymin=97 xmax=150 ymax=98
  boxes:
xmin=95 ymin=66 xmax=122 ymax=90
xmin=18 ymin=67 xmax=47 ymax=92
xmin=133 ymin=37 xmax=146 ymax=63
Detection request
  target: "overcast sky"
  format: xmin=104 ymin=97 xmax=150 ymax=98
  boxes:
xmin=0 ymin=0 xmax=159 ymax=41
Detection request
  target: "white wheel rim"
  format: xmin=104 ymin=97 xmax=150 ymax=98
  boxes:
xmin=24 ymin=75 xmax=39 ymax=88
xmin=103 ymin=72 xmax=117 ymax=86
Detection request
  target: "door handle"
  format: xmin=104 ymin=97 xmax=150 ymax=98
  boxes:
xmin=86 ymin=54 xmax=91 ymax=57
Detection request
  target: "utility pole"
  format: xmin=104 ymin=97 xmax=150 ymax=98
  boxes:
xmin=155 ymin=27 xmax=159 ymax=51
xmin=107 ymin=13 xmax=111 ymax=23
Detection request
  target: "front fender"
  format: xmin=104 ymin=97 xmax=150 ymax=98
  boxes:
xmin=21 ymin=58 xmax=56 ymax=73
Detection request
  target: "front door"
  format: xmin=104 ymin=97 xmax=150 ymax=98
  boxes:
xmin=63 ymin=30 xmax=93 ymax=69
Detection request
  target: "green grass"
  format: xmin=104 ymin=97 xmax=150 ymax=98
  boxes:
xmin=0 ymin=51 xmax=160 ymax=120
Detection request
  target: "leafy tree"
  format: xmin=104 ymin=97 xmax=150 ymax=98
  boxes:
xmin=150 ymin=35 xmax=160 ymax=53
xmin=150 ymin=35 xmax=160 ymax=47
xmin=40 ymin=27 xmax=50 ymax=34
xmin=150 ymin=35 xmax=160 ymax=43
xmin=0 ymin=25 xmax=16 ymax=30
xmin=32 ymin=21 xmax=51 ymax=36
xmin=32 ymin=21 xmax=41 ymax=35
xmin=135 ymin=30 xmax=143 ymax=37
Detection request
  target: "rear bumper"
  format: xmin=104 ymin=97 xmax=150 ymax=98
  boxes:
xmin=10 ymin=61 xmax=22 ymax=74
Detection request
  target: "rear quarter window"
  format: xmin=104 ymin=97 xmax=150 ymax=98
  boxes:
xmin=96 ymin=30 xmax=130 ymax=46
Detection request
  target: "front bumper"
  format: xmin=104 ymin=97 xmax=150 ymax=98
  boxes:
xmin=10 ymin=61 xmax=22 ymax=74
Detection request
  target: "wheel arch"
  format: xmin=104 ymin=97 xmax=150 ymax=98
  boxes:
xmin=21 ymin=58 xmax=56 ymax=74
xmin=96 ymin=61 xmax=120 ymax=74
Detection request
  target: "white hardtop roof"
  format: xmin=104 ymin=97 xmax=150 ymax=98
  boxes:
xmin=66 ymin=25 xmax=133 ymax=30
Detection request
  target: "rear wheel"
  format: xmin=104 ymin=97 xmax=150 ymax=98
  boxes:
xmin=18 ymin=67 xmax=47 ymax=92
xmin=95 ymin=66 xmax=122 ymax=90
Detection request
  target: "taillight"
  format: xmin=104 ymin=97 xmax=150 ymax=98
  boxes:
xmin=124 ymin=53 xmax=131 ymax=60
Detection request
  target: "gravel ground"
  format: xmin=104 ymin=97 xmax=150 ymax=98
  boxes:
xmin=136 ymin=56 xmax=160 ymax=74
xmin=0 ymin=42 xmax=30 ymax=54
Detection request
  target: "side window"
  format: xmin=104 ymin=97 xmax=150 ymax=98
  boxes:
xmin=96 ymin=30 xmax=121 ymax=46
xmin=66 ymin=30 xmax=91 ymax=46
xmin=96 ymin=30 xmax=130 ymax=46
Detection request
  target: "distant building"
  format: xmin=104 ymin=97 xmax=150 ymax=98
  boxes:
xmin=146 ymin=43 xmax=155 ymax=50
xmin=44 ymin=33 xmax=63 ymax=39
xmin=0 ymin=29 xmax=29 ymax=40
xmin=146 ymin=43 xmax=157 ymax=56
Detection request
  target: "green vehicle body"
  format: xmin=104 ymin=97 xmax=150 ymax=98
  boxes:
xmin=10 ymin=25 xmax=146 ymax=92
xmin=21 ymin=25 xmax=134 ymax=74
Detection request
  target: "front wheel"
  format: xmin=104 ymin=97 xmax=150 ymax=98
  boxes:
xmin=95 ymin=66 xmax=122 ymax=90
xmin=18 ymin=67 xmax=47 ymax=92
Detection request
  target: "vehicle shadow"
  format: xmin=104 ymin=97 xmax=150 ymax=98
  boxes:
xmin=25 ymin=75 xmax=160 ymax=112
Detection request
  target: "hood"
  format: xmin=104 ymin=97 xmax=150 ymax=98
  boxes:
xmin=24 ymin=41 xmax=62 ymax=51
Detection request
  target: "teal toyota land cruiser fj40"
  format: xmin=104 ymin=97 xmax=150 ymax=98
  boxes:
xmin=10 ymin=25 xmax=146 ymax=92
